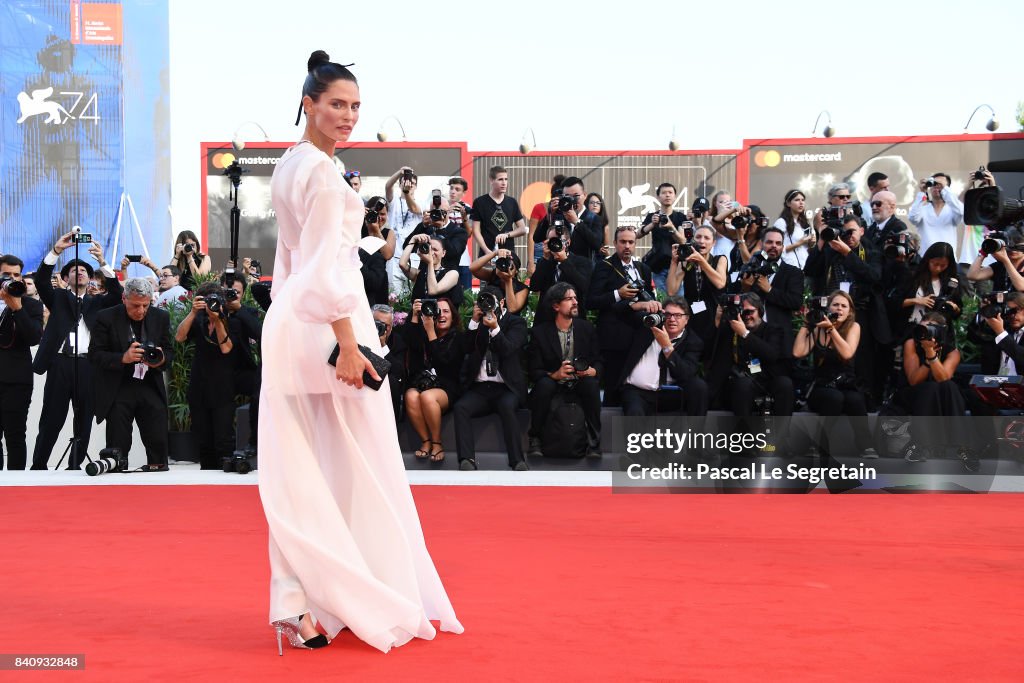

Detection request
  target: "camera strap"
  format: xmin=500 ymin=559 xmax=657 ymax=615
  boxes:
xmin=127 ymin=318 xmax=149 ymax=380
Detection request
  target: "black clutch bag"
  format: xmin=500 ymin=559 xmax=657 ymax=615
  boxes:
xmin=327 ymin=343 xmax=391 ymax=391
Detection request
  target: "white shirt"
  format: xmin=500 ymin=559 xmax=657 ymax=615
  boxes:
xmin=468 ymin=319 xmax=507 ymax=384
xmin=388 ymin=195 xmax=423 ymax=250
xmin=907 ymin=187 xmax=964 ymax=256
xmin=156 ymin=284 xmax=188 ymax=309
xmin=774 ymin=217 xmax=809 ymax=269
xmin=43 ymin=250 xmax=115 ymax=354
xmin=612 ymin=259 xmax=641 ymax=302
xmin=995 ymin=329 xmax=1022 ymax=376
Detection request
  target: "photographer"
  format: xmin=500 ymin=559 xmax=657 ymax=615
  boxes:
xmin=967 ymin=226 xmax=1024 ymax=293
xmin=529 ymin=225 xmax=594 ymax=325
xmin=89 ymin=277 xmax=173 ymax=469
xmin=526 ymin=283 xmax=603 ymax=458
xmin=174 ymin=281 xmax=237 ymax=470
xmin=385 ymin=166 xmax=422 ymax=291
xmin=958 ymin=167 xmax=998 ymax=266
xmin=172 ymin=230 xmax=212 ymax=292
xmin=707 ymin=190 xmax=739 ymax=257
xmin=619 ymin=296 xmax=708 ymax=417
xmin=470 ymin=245 xmax=529 ymax=315
xmin=31 ymin=232 xmax=123 ymax=470
xmin=895 ymin=312 xmax=973 ymax=468
xmin=372 ymin=304 xmax=407 ymax=420
xmin=533 ymin=176 xmax=605 ymax=262
xmin=401 ymin=194 xmax=469 ymax=270
xmin=452 ymin=286 xmax=529 ymax=471
xmin=727 ymin=205 xmax=768 ymax=277
xmin=793 ymin=291 xmax=876 ymax=455
xmin=733 ymin=226 xmax=804 ymax=357
xmin=812 ymin=183 xmax=864 ymax=234
xmin=638 ymin=183 xmax=691 ymax=292
xmin=469 ymin=166 xmax=528 ymax=252
xmin=447 ymin=176 xmax=474 ymax=289
xmin=0 ymin=254 xmax=44 ymax=470
xmin=665 ymin=225 xmax=728 ymax=359
xmin=804 ymin=215 xmax=890 ymax=407
xmin=908 ymin=172 xmax=963 ymax=257
xmin=897 ymin=241 xmax=962 ymax=340
xmin=587 ymin=226 xmax=659 ymax=407
xmin=405 ymin=297 xmax=465 ymax=463
xmin=359 ymin=195 xmax=393 ymax=306
xmin=400 ymin=235 xmax=464 ymax=307
xmin=864 ymin=191 xmax=908 ymax=249
xmin=707 ymin=292 xmax=793 ymax=416
xmin=222 ymin=272 xmax=263 ymax=457
xmin=977 ymin=291 xmax=1024 ymax=377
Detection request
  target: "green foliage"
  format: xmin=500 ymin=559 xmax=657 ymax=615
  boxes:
xmin=1017 ymin=101 xmax=1024 ymax=132
xmin=165 ymin=271 xmax=220 ymax=432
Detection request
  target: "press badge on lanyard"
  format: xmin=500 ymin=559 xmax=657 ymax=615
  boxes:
xmin=748 ymin=358 xmax=762 ymax=374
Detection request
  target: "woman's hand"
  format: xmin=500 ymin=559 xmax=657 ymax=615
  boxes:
xmin=335 ymin=347 xmax=380 ymax=389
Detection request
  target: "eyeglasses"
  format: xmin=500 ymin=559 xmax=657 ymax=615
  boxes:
xmin=663 ymin=312 xmax=687 ymax=319
xmin=588 ymin=199 xmax=602 ymax=205
xmin=832 ymin=194 xmax=851 ymax=200
xmin=344 ymin=170 xmax=361 ymax=178
xmin=870 ymin=201 xmax=883 ymax=208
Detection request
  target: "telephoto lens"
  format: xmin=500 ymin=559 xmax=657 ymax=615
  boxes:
xmin=0 ymin=275 xmax=27 ymax=297
xmin=643 ymin=312 xmax=665 ymax=328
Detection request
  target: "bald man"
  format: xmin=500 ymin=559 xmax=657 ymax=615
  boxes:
xmin=864 ymin=190 xmax=907 ymax=248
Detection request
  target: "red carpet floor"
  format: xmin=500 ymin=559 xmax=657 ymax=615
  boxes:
xmin=1 ymin=486 xmax=1021 ymax=682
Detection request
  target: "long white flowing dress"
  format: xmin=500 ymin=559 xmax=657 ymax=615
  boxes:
xmin=258 ymin=141 xmax=464 ymax=653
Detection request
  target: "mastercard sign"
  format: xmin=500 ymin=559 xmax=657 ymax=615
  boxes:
xmin=211 ymin=152 xmax=236 ymax=169
xmin=754 ymin=150 xmax=781 ymax=168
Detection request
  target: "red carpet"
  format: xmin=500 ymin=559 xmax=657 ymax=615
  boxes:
xmin=1 ymin=486 xmax=1021 ymax=681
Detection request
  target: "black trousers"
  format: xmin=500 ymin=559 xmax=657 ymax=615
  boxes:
xmin=236 ymin=369 xmax=260 ymax=449
xmin=453 ymin=381 xmax=524 ymax=467
xmin=105 ymin=378 xmax=169 ymax=466
xmin=189 ymin=377 xmax=237 ymax=470
xmin=730 ymin=374 xmax=795 ymax=416
xmin=0 ymin=382 xmax=33 ymax=470
xmin=528 ymin=376 xmax=601 ymax=441
xmin=807 ymin=386 xmax=871 ymax=451
xmin=895 ymin=381 xmax=969 ymax=449
xmin=600 ymin=349 xmax=628 ymax=407
xmin=31 ymin=355 xmax=94 ymax=469
xmin=621 ymin=377 xmax=709 ymax=417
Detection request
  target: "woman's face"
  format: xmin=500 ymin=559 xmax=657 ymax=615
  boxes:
xmin=586 ymin=195 xmax=603 ymax=213
xmin=829 ymin=296 xmax=850 ymax=323
xmin=306 ymin=79 xmax=360 ymax=144
xmin=787 ymin=194 xmax=805 ymax=214
xmin=928 ymin=257 xmax=949 ymax=277
xmin=715 ymin=194 xmax=732 ymax=212
xmin=694 ymin=227 xmax=715 ymax=253
xmin=436 ymin=301 xmax=452 ymax=332
xmin=429 ymin=239 xmax=445 ymax=263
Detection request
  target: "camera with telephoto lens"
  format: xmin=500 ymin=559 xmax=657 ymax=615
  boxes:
xmin=494 ymin=255 xmax=512 ymax=273
xmin=547 ymin=220 xmax=566 ymax=252
xmin=643 ymin=311 xmax=665 ymax=328
xmin=806 ymin=296 xmax=839 ymax=326
xmin=913 ymin=321 xmax=946 ymax=344
xmin=420 ymin=298 xmax=439 ymax=318
xmin=223 ymin=449 xmax=257 ymax=474
xmin=820 ymin=226 xmax=856 ymax=243
xmin=740 ymin=251 xmax=780 ymax=278
xmin=692 ymin=196 xmax=710 ymax=218
xmin=204 ymin=291 xmax=226 ymax=315
xmin=718 ymin=293 xmax=743 ymax=320
xmin=883 ymin=232 xmax=914 ymax=259
xmin=982 ymin=231 xmax=1007 ymax=255
xmin=86 ymin=447 xmax=128 ymax=476
xmin=932 ymin=278 xmax=960 ymax=318
xmin=375 ymin=319 xmax=387 ymax=336
xmin=964 ymin=186 xmax=1024 ymax=228
xmin=365 ymin=197 xmax=386 ymax=224
xmin=477 ymin=290 xmax=499 ymax=314
xmin=980 ymin=291 xmax=1011 ymax=319
xmin=0 ymin=274 xmax=26 ymax=297
xmin=140 ymin=341 xmax=164 ymax=365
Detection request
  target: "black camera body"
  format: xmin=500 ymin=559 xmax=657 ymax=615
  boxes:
xmin=420 ymin=298 xmax=439 ymax=318
xmin=224 ymin=287 xmax=239 ymax=302
xmin=924 ymin=178 xmax=938 ymax=189
xmin=571 ymin=358 xmax=589 ymax=373
xmin=428 ymin=208 xmax=445 ymax=223
xmin=821 ymin=203 xmax=862 ymax=229
xmin=365 ymin=197 xmax=387 ymax=224
xmin=85 ymin=447 xmax=129 ymax=476
xmin=913 ymin=322 xmax=946 ymax=344
xmin=374 ymin=319 xmax=388 ymax=337
xmin=140 ymin=341 xmax=163 ymax=365
xmin=557 ymin=194 xmax=575 ymax=213
xmin=183 ymin=242 xmax=195 ymax=253
xmin=249 ymin=259 xmax=262 ymax=276
xmin=719 ymin=293 xmax=743 ymax=320
xmin=964 ymin=185 xmax=1024 ymax=228
xmin=972 ymin=165 xmax=987 ymax=182
xmin=416 ymin=240 xmax=431 ymax=256
xmin=547 ymin=236 xmax=565 ymax=253
xmin=883 ymin=231 xmax=914 ymax=259
xmin=674 ymin=242 xmax=695 ymax=259
xmin=740 ymin=252 xmax=780 ymax=278
xmin=402 ymin=168 xmax=415 ymax=183
xmin=806 ymin=296 xmax=839 ymax=326
xmin=223 ymin=449 xmax=257 ymax=474
xmin=931 ymin=278 xmax=960 ymax=318
xmin=980 ymin=291 xmax=1011 ymax=319
xmin=627 ymin=274 xmax=654 ymax=303
xmin=643 ymin=311 xmax=665 ymax=328
xmin=692 ymin=196 xmax=710 ymax=218
xmin=494 ymin=256 xmax=512 ymax=273
xmin=477 ymin=291 xmax=500 ymax=314
xmin=981 ymin=232 xmax=1007 ymax=255
xmin=205 ymin=292 xmax=226 ymax=315
xmin=0 ymin=274 xmax=26 ymax=297
xmin=820 ymin=226 xmax=856 ymax=243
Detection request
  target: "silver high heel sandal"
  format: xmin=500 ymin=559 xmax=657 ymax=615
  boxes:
xmin=272 ymin=614 xmax=330 ymax=655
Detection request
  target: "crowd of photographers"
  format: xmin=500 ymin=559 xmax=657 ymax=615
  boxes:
xmin=2 ymin=162 xmax=1022 ymax=473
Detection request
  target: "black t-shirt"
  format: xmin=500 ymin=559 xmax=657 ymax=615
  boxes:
xmin=470 ymin=194 xmax=524 ymax=251
xmin=641 ymin=210 xmax=687 ymax=272
xmin=402 ymin=221 xmax=469 ymax=270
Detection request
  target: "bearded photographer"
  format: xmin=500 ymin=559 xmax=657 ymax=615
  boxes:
xmin=532 ymin=176 xmax=604 ymax=261
xmin=359 ymin=195 xmax=395 ymax=307
xmin=452 ymin=286 xmax=529 ymax=471
xmin=618 ymin=296 xmax=707 ymax=418
xmin=470 ymin=245 xmax=529 ymax=314
xmin=526 ymin=283 xmax=602 ymax=458
xmin=401 ymin=193 xmax=469 ymax=270
xmin=31 ymin=231 xmax=123 ymax=470
xmin=732 ymin=226 xmax=804 ymax=357
xmin=174 ymin=282 xmax=238 ymax=470
xmin=707 ymin=292 xmax=794 ymax=417
xmin=588 ymin=226 xmax=659 ymax=407
xmin=399 ymin=235 xmax=464 ymax=307
xmin=529 ymin=225 xmax=593 ymax=325
xmin=804 ymin=215 xmax=891 ymax=408
xmin=0 ymin=254 xmax=44 ymax=470
xmin=89 ymin=277 xmax=173 ymax=469
xmin=404 ymin=297 xmax=465 ymax=463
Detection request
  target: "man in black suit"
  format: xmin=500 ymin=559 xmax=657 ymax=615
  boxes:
xmin=0 ymin=255 xmax=44 ymax=470
xmin=587 ymin=226 xmax=660 ymax=406
xmin=619 ymin=296 xmax=708 ymax=417
xmin=707 ymin=293 xmax=794 ymax=416
xmin=89 ymin=277 xmax=173 ymax=469
xmin=453 ymin=285 xmax=528 ymax=471
xmin=804 ymin=214 xmax=891 ymax=408
xmin=529 ymin=226 xmax=593 ymax=325
xmin=864 ymin=190 xmax=908 ymax=249
xmin=733 ymin=226 xmax=803 ymax=356
xmin=31 ymin=231 xmax=122 ymax=469
xmin=532 ymin=176 xmax=605 ymax=261
xmin=526 ymin=283 xmax=603 ymax=457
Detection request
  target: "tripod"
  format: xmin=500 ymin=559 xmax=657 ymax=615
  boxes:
xmin=53 ymin=232 xmax=94 ymax=471
xmin=223 ymin=160 xmax=247 ymax=273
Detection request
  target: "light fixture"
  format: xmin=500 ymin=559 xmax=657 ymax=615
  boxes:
xmin=376 ymin=116 xmax=407 ymax=142
xmin=231 ymin=121 xmax=270 ymax=152
xmin=519 ymin=127 xmax=537 ymax=155
xmin=963 ymin=104 xmax=999 ymax=133
xmin=668 ymin=124 xmax=681 ymax=151
xmin=812 ymin=111 xmax=834 ymax=138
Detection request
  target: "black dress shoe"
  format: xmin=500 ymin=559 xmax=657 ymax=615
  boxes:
xmin=527 ymin=436 xmax=543 ymax=458
xmin=513 ymin=461 xmax=529 ymax=471
xmin=459 ymin=459 xmax=477 ymax=471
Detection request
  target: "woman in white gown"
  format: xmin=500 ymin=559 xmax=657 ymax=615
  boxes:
xmin=258 ymin=50 xmax=463 ymax=654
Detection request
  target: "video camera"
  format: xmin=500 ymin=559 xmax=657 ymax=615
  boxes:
xmin=965 ymin=186 xmax=1024 ymax=228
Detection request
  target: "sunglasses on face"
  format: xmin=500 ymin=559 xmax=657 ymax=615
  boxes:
xmin=871 ymin=201 xmax=883 ymax=208
xmin=344 ymin=170 xmax=361 ymax=178
xmin=832 ymin=195 xmax=851 ymax=200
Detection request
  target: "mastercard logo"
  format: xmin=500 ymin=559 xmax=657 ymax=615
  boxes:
xmin=211 ymin=152 xmax=236 ymax=169
xmin=754 ymin=150 xmax=781 ymax=168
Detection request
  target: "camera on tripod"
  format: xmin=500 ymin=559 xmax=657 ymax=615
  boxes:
xmin=806 ymin=296 xmax=839 ymax=326
xmin=0 ymin=274 xmax=26 ymax=297
xmin=85 ymin=447 xmax=129 ymax=476
xmin=223 ymin=449 xmax=257 ymax=474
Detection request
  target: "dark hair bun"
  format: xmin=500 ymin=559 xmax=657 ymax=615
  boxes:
xmin=307 ymin=50 xmax=330 ymax=73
